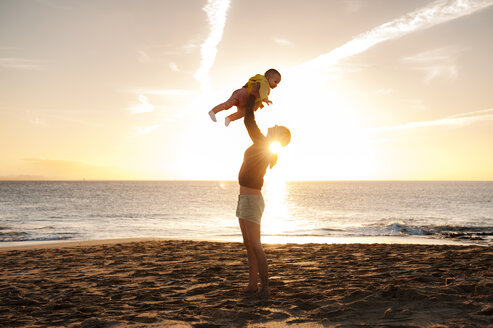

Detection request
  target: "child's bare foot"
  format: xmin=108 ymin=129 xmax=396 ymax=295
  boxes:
xmin=208 ymin=110 xmax=217 ymax=122
xmin=225 ymin=117 xmax=231 ymax=127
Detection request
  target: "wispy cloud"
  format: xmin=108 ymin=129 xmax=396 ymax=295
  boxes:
xmin=448 ymin=108 xmax=493 ymax=119
xmin=401 ymin=98 xmax=428 ymax=111
xmin=299 ymin=0 xmax=493 ymax=71
xmin=36 ymin=0 xmax=74 ymax=10
xmin=402 ymin=46 xmax=464 ymax=83
xmin=135 ymin=124 xmax=162 ymax=135
xmin=0 ymin=57 xmax=42 ymax=69
xmin=30 ymin=117 xmax=46 ymax=126
xmin=129 ymin=94 xmax=155 ymax=114
xmin=194 ymin=0 xmax=231 ymax=91
xmin=52 ymin=115 xmax=101 ymax=128
xmin=169 ymin=62 xmax=179 ymax=72
xmin=344 ymin=0 xmax=364 ymax=13
xmin=273 ymin=38 xmax=293 ymax=46
xmin=26 ymin=111 xmax=102 ymax=128
xmin=137 ymin=50 xmax=152 ymax=63
xmin=374 ymin=88 xmax=394 ymax=96
xmin=127 ymin=124 xmax=162 ymax=139
xmin=370 ymin=108 xmax=493 ymax=132
xmin=138 ymin=89 xmax=194 ymax=96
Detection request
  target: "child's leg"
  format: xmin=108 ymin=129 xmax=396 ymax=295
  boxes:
xmin=226 ymin=102 xmax=259 ymax=122
xmin=211 ymin=92 xmax=240 ymax=114
xmin=210 ymin=92 xmax=241 ymax=123
xmin=224 ymin=108 xmax=246 ymax=126
xmin=226 ymin=109 xmax=245 ymax=122
xmin=211 ymin=100 xmax=233 ymax=114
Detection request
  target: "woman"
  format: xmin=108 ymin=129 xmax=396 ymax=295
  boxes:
xmin=236 ymin=83 xmax=291 ymax=297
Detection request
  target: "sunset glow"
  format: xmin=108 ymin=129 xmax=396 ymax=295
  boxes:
xmin=269 ymin=142 xmax=282 ymax=154
xmin=1 ymin=0 xmax=492 ymax=181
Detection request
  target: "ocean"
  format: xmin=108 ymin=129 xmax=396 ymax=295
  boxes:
xmin=0 ymin=181 xmax=492 ymax=246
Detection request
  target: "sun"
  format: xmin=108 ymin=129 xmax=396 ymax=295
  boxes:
xmin=269 ymin=141 xmax=282 ymax=154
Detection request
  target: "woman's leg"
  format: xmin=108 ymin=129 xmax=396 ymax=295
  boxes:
xmin=239 ymin=219 xmax=258 ymax=292
xmin=239 ymin=219 xmax=269 ymax=295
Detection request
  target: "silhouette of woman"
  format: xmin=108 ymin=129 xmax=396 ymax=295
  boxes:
xmin=236 ymin=83 xmax=291 ymax=297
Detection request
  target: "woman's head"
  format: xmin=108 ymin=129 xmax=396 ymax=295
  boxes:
xmin=267 ymin=125 xmax=291 ymax=147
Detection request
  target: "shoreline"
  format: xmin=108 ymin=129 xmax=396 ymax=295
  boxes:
xmin=0 ymin=234 xmax=479 ymax=251
xmin=1 ymin=239 xmax=492 ymax=327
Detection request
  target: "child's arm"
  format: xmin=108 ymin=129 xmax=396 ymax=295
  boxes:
xmin=259 ymin=98 xmax=272 ymax=109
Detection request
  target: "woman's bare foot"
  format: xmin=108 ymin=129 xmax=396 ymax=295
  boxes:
xmin=242 ymin=285 xmax=258 ymax=294
xmin=257 ymin=287 xmax=270 ymax=298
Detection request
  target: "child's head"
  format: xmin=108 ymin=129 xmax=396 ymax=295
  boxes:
xmin=265 ymin=68 xmax=281 ymax=89
xmin=267 ymin=125 xmax=291 ymax=147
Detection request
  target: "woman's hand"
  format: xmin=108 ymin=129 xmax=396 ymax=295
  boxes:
xmin=251 ymin=82 xmax=261 ymax=97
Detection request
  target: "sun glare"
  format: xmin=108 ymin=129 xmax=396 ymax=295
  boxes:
xmin=269 ymin=141 xmax=282 ymax=154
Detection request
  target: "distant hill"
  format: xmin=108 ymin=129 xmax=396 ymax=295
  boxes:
xmin=0 ymin=175 xmax=58 ymax=181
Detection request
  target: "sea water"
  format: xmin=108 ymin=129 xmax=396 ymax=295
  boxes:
xmin=0 ymin=181 xmax=492 ymax=245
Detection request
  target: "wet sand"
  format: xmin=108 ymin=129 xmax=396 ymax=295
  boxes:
xmin=1 ymin=239 xmax=492 ymax=327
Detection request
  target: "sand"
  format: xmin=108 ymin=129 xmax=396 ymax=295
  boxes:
xmin=1 ymin=239 xmax=492 ymax=328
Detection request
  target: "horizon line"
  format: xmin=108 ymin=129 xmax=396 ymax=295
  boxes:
xmin=1 ymin=179 xmax=492 ymax=182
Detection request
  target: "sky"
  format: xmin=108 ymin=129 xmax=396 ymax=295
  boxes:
xmin=1 ymin=0 xmax=492 ymax=181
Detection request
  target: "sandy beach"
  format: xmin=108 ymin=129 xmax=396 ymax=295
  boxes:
xmin=1 ymin=239 xmax=492 ymax=328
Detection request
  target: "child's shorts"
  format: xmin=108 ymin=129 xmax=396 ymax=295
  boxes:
xmin=236 ymin=194 xmax=265 ymax=225
xmin=226 ymin=87 xmax=249 ymax=108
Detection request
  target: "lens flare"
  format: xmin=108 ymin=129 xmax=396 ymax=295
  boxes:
xmin=269 ymin=141 xmax=282 ymax=154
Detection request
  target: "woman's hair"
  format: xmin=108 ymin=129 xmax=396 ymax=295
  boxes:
xmin=269 ymin=126 xmax=290 ymax=169
xmin=273 ymin=125 xmax=291 ymax=146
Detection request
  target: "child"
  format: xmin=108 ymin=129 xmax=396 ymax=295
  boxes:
xmin=208 ymin=69 xmax=281 ymax=126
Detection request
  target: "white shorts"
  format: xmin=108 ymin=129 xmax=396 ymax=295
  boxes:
xmin=235 ymin=194 xmax=265 ymax=225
